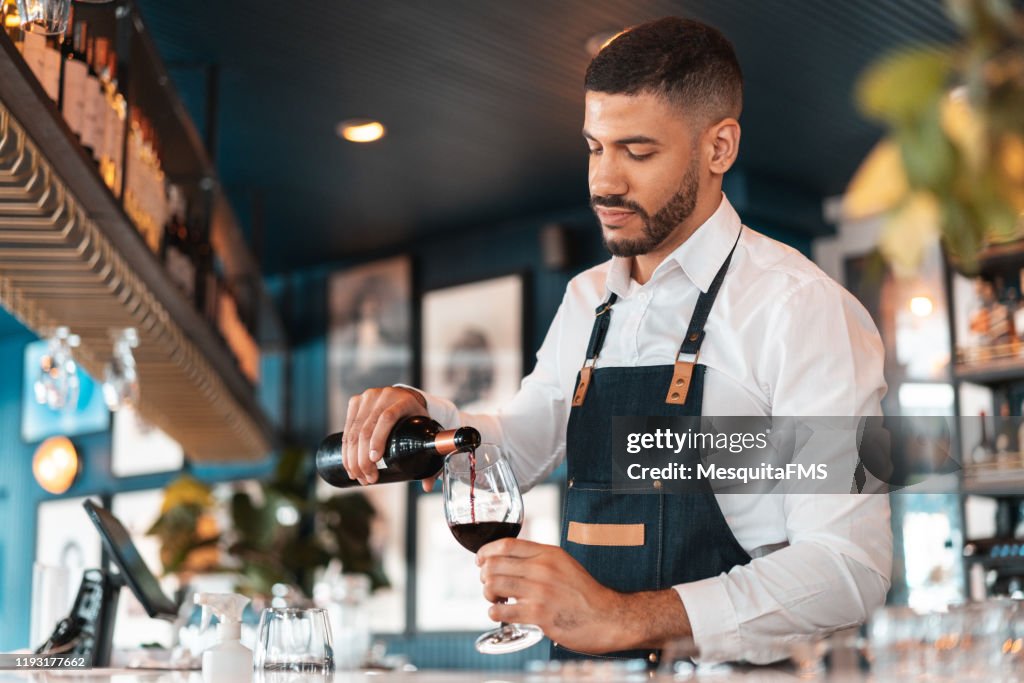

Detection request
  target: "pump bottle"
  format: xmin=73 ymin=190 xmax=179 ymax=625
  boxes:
xmin=195 ymin=592 xmax=252 ymax=681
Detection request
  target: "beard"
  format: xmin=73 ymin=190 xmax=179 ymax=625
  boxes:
xmin=593 ymin=159 xmax=700 ymax=258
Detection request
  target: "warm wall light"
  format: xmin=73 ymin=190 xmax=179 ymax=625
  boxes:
xmin=337 ymin=120 xmax=386 ymax=143
xmin=910 ymin=296 xmax=934 ymax=317
xmin=33 ymin=436 xmax=80 ymax=494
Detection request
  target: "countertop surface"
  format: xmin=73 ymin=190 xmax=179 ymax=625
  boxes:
xmin=0 ymin=667 xmax=879 ymax=683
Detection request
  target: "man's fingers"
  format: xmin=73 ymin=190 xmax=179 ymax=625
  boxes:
xmin=356 ymin=391 xmax=390 ymax=484
xmin=479 ymin=556 xmax=529 ymax=583
xmin=482 ymin=576 xmax=524 ymax=603
xmin=367 ymin=402 xmax=414 ymax=468
xmin=422 ymin=474 xmax=438 ymax=492
xmin=488 ymin=601 xmax=540 ymax=627
xmin=342 ymin=395 xmax=362 ymax=483
xmin=476 ymin=538 xmax=546 ymax=562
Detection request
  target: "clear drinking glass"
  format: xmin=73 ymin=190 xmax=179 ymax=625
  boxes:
xmin=34 ymin=326 xmax=80 ymax=411
xmin=254 ymin=607 xmax=334 ymax=682
xmin=15 ymin=0 xmax=71 ymax=34
xmin=868 ymin=605 xmax=923 ymax=677
xmin=443 ymin=444 xmax=543 ymax=654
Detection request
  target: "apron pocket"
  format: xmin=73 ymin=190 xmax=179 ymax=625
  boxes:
xmin=561 ymin=484 xmax=662 ymax=592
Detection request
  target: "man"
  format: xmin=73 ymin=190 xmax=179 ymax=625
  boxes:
xmin=341 ymin=17 xmax=891 ymax=664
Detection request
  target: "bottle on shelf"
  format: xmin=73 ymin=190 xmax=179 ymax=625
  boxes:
xmin=18 ymin=10 xmax=62 ymax=102
xmin=160 ymin=185 xmax=196 ymax=300
xmin=317 ymin=415 xmax=482 ymax=489
xmin=2 ymin=1 xmax=24 ymax=50
xmin=125 ymin=109 xmax=168 ymax=252
xmin=97 ymin=45 xmax=125 ymax=195
xmin=61 ymin=13 xmax=89 ymax=141
xmin=971 ymin=410 xmax=995 ymax=466
xmin=78 ymin=32 xmax=107 ymax=163
xmin=995 ymin=401 xmax=1017 ymax=468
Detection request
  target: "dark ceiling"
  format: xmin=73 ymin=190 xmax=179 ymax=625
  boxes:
xmin=135 ymin=0 xmax=958 ymax=275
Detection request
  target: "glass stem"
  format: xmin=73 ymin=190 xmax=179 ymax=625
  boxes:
xmin=496 ymin=598 xmax=522 ymax=638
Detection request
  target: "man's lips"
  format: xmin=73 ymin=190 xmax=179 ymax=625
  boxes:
xmin=594 ymin=207 xmax=636 ymax=227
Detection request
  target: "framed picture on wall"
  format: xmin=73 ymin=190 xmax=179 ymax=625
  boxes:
xmin=421 ymin=273 xmax=525 ymax=412
xmin=327 ymin=256 xmax=413 ymax=433
xmin=111 ymin=406 xmax=185 ymax=478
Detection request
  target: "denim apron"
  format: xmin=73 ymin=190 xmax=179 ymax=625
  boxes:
xmin=551 ymin=231 xmax=752 ymax=663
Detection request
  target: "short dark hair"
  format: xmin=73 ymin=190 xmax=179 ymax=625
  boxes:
xmin=585 ymin=17 xmax=743 ymax=128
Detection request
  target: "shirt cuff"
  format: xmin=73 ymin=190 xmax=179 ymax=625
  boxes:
xmin=673 ymin=575 xmax=741 ymax=664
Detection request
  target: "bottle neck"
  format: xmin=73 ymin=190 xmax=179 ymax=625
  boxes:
xmin=429 ymin=426 xmax=481 ymax=455
xmin=430 ymin=428 xmax=461 ymax=456
xmin=218 ymin=620 xmax=241 ymax=642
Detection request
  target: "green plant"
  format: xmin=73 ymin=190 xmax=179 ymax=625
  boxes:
xmin=845 ymin=0 xmax=1024 ymax=276
xmin=147 ymin=449 xmax=389 ymax=598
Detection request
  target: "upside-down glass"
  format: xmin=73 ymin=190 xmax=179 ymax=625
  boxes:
xmin=34 ymin=326 xmax=81 ymax=411
xmin=443 ymin=444 xmax=544 ymax=654
xmin=254 ymin=607 xmax=334 ymax=681
xmin=15 ymin=0 xmax=70 ymax=34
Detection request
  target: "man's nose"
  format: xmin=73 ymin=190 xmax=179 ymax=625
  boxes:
xmin=589 ymin=156 xmax=628 ymax=197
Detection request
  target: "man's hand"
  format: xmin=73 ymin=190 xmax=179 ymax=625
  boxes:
xmin=342 ymin=386 xmax=427 ymax=486
xmin=476 ymin=539 xmax=693 ymax=653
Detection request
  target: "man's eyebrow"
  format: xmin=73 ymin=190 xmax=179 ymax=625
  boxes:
xmin=582 ymin=130 xmax=661 ymax=146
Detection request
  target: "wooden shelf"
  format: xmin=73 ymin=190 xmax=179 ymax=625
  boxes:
xmin=954 ymin=357 xmax=1024 ymax=385
xmin=962 ymin=463 xmax=1024 ymax=495
xmin=0 ymin=29 xmax=276 ymax=461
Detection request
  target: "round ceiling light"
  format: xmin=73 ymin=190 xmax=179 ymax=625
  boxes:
xmin=33 ymin=436 xmax=80 ymax=495
xmin=337 ymin=119 xmax=386 ymax=143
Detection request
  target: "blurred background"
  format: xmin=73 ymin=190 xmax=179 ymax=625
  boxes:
xmin=1 ymin=0 xmax=1023 ymax=672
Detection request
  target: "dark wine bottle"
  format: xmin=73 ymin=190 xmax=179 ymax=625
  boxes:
xmin=317 ymin=415 xmax=481 ymax=488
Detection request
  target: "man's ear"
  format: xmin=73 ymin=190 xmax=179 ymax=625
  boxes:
xmin=706 ymin=118 xmax=741 ymax=175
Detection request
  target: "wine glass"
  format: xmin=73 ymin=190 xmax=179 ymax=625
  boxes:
xmin=15 ymin=0 xmax=71 ymax=34
xmin=443 ymin=443 xmax=544 ymax=654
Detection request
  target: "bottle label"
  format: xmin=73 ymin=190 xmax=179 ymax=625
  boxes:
xmin=41 ymin=46 xmax=61 ymax=102
xmin=80 ymin=75 xmax=102 ymax=152
xmin=22 ymin=32 xmax=45 ymax=83
xmin=375 ymin=458 xmax=387 ymax=470
xmin=63 ymin=60 xmax=88 ymax=135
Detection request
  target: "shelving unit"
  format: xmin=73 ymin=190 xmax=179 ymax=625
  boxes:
xmin=945 ymin=240 xmax=1024 ymax=598
xmin=0 ymin=4 xmax=281 ymax=461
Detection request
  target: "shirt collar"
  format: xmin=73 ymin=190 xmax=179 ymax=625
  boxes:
xmin=605 ymin=193 xmax=742 ymax=297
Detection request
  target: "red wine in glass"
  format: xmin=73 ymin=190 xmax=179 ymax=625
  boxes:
xmin=449 ymin=521 xmax=522 ymax=552
xmin=442 ymin=444 xmax=543 ymax=654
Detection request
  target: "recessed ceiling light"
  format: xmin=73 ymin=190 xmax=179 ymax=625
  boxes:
xmin=585 ymin=29 xmax=627 ymax=57
xmin=337 ymin=119 xmax=386 ymax=143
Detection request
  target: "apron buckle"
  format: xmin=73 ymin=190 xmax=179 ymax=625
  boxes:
xmin=572 ymin=361 xmax=595 ymax=407
xmin=665 ymin=352 xmax=698 ymax=405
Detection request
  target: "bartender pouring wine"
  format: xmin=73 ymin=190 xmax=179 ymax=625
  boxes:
xmin=336 ymin=17 xmax=891 ymax=664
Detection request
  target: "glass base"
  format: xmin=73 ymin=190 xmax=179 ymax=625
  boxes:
xmin=475 ymin=623 xmax=544 ymax=654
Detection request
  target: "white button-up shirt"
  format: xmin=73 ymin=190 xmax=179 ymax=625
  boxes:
xmin=418 ymin=193 xmax=892 ymax=663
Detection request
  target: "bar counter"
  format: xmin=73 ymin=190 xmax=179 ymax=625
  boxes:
xmin=0 ymin=667 xmax=882 ymax=683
